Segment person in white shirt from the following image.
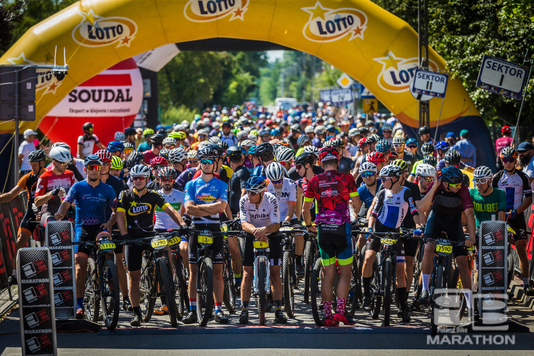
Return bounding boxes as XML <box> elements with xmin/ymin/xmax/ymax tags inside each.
<box><xmin>77</xmin><ymin>122</ymin><xmax>105</xmax><ymax>159</ymax></box>
<box><xmin>19</xmin><ymin>129</ymin><xmax>37</xmax><ymax>175</ymax></box>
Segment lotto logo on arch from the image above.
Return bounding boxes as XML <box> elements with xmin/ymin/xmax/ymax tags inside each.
<box><xmin>73</xmin><ymin>10</ymin><xmax>137</xmax><ymax>48</ymax></box>
<box><xmin>7</xmin><ymin>53</ymin><xmax>61</xmax><ymax>95</ymax></box>
<box><xmin>374</xmin><ymin>52</ymin><xmax>438</xmax><ymax>93</ymax></box>
<box><xmin>184</xmin><ymin>0</ymin><xmax>249</xmax><ymax>22</ymax></box>
<box><xmin>302</xmin><ymin>2</ymin><xmax>367</xmax><ymax>42</ymax></box>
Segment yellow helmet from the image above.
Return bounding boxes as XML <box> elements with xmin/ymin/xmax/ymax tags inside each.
<box><xmin>110</xmin><ymin>156</ymin><xmax>123</xmax><ymax>170</ymax></box>
<box><xmin>142</xmin><ymin>128</ymin><xmax>154</xmax><ymax>136</ymax></box>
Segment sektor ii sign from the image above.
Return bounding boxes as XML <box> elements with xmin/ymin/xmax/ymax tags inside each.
<box><xmin>302</xmin><ymin>2</ymin><xmax>367</xmax><ymax>42</ymax></box>
<box><xmin>184</xmin><ymin>0</ymin><xmax>249</xmax><ymax>22</ymax></box>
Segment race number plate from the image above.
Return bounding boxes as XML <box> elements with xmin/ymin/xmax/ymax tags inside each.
<box><xmin>168</xmin><ymin>236</ymin><xmax>181</xmax><ymax>246</ymax></box>
<box><xmin>253</xmin><ymin>240</ymin><xmax>269</xmax><ymax>249</ymax></box>
<box><xmin>99</xmin><ymin>241</ymin><xmax>116</xmax><ymax>251</ymax></box>
<box><xmin>279</xmin><ymin>227</ymin><xmax>293</xmax><ymax>232</ymax></box>
<box><xmin>436</xmin><ymin>244</ymin><xmax>453</xmax><ymax>254</ymax></box>
<box><xmin>198</xmin><ymin>235</ymin><xmax>213</xmax><ymax>245</ymax></box>
<box><xmin>151</xmin><ymin>238</ymin><xmax>168</xmax><ymax>249</ymax></box>
<box><xmin>221</xmin><ymin>223</ymin><xmax>228</xmax><ymax>233</ymax></box>
<box><xmin>380</xmin><ymin>238</ymin><xmax>396</xmax><ymax>245</ymax></box>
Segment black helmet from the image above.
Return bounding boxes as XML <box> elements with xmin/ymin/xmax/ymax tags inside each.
<box><xmin>124</xmin><ymin>127</ymin><xmax>136</xmax><ymax>136</ymax></box>
<box><xmin>444</xmin><ymin>149</ymin><xmax>461</xmax><ymax>165</ymax></box>
<box><xmin>440</xmin><ymin>166</ymin><xmax>463</xmax><ymax>184</ymax></box>
<box><xmin>423</xmin><ymin>155</ymin><xmax>437</xmax><ymax>167</ymax></box>
<box><xmin>218</xmin><ymin>141</ymin><xmax>229</xmax><ymax>151</ymax></box>
<box><xmin>198</xmin><ymin>146</ymin><xmax>219</xmax><ymax>159</ymax></box>
<box><xmin>256</xmin><ymin>142</ymin><xmax>274</xmax><ymax>157</ymax></box>
<box><xmin>227</xmin><ymin>146</ymin><xmax>244</xmax><ymax>158</ymax></box>
<box><xmin>418</xmin><ymin>126</ymin><xmax>430</xmax><ymax>135</ymax></box>
<box><xmin>82</xmin><ymin>122</ymin><xmax>94</xmax><ymax>131</ymax></box>
<box><xmin>28</xmin><ymin>149</ymin><xmax>46</xmax><ymax>162</ymax></box>
<box><xmin>295</xmin><ymin>153</ymin><xmax>315</xmax><ymax>166</ymax></box>
<box><xmin>124</xmin><ymin>151</ymin><xmax>144</xmax><ymax>169</ymax></box>
<box><xmin>421</xmin><ymin>142</ymin><xmax>435</xmax><ymax>155</ymax></box>
<box><xmin>151</xmin><ymin>134</ymin><xmax>165</xmax><ymax>146</ymax></box>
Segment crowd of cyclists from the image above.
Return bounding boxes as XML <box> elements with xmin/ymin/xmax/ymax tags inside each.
<box><xmin>2</xmin><ymin>102</ymin><xmax>533</xmax><ymax>328</ymax></box>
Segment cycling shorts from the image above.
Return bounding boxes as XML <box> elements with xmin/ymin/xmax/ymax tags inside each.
<box><xmin>124</xmin><ymin>233</ymin><xmax>155</xmax><ymax>272</ymax></box>
<box><xmin>317</xmin><ymin>222</ymin><xmax>353</xmax><ymax>266</ymax></box>
<box><xmin>508</xmin><ymin>212</ymin><xmax>527</xmax><ymax>241</ymax></box>
<box><xmin>424</xmin><ymin>211</ymin><xmax>467</xmax><ymax>257</ymax></box>
<box><xmin>367</xmin><ymin>221</ymin><xmax>404</xmax><ymax>256</ymax></box>
<box><xmin>19</xmin><ymin>208</ymin><xmax>37</xmax><ymax>236</ymax></box>
<box><xmin>188</xmin><ymin>223</ymin><xmax>224</xmax><ymax>265</ymax></box>
<box><xmin>74</xmin><ymin>225</ymin><xmax>110</xmax><ymax>256</ymax></box>
<box><xmin>242</xmin><ymin>233</ymin><xmax>282</xmax><ymax>267</ymax></box>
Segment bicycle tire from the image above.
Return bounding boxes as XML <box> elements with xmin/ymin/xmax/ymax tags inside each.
<box><xmin>158</xmin><ymin>258</ymin><xmax>178</xmax><ymax>327</ymax></box>
<box><xmin>346</xmin><ymin>257</ymin><xmax>360</xmax><ymax>317</ymax></box>
<box><xmin>303</xmin><ymin>240</ymin><xmax>313</xmax><ymax>304</ymax></box>
<box><xmin>99</xmin><ymin>259</ymin><xmax>120</xmax><ymax>331</ymax></box>
<box><xmin>258</xmin><ymin>258</ymin><xmax>266</xmax><ymax>326</ymax></box>
<box><xmin>282</xmin><ymin>251</ymin><xmax>295</xmax><ymax>318</ymax></box>
<box><xmin>142</xmin><ymin>257</ymin><xmax>157</xmax><ymax>323</ymax></box>
<box><xmin>84</xmin><ymin>259</ymin><xmax>100</xmax><ymax>323</ymax></box>
<box><xmin>383</xmin><ymin>257</ymin><xmax>393</xmax><ymax>326</ymax></box>
<box><xmin>223</xmin><ymin>253</ymin><xmax>237</xmax><ymax>313</ymax></box>
<box><xmin>371</xmin><ymin>254</ymin><xmax>382</xmax><ymax>320</ymax></box>
<box><xmin>197</xmin><ymin>257</ymin><xmax>214</xmax><ymax>327</ymax></box>
<box><xmin>431</xmin><ymin>264</ymin><xmax>444</xmax><ymax>336</ymax></box>
<box><xmin>311</xmin><ymin>258</ymin><xmax>325</xmax><ymax>326</ymax></box>
<box><xmin>172</xmin><ymin>256</ymin><xmax>186</xmax><ymax>319</ymax></box>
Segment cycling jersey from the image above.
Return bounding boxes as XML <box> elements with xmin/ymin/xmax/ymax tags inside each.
<box><xmin>495</xmin><ymin>136</ymin><xmax>513</xmax><ymax>156</ymax></box>
<box><xmin>252</xmin><ymin>164</ymin><xmax>265</xmax><ymax>178</ymax></box>
<box><xmin>65</xmin><ymin>180</ymin><xmax>116</xmax><ymax>226</ymax></box>
<box><xmin>338</xmin><ymin>156</ymin><xmax>355</xmax><ymax>173</ymax></box>
<box><xmin>267</xmin><ymin>178</ymin><xmax>297</xmax><ymax>222</ymax></box>
<box><xmin>469</xmin><ymin>188</ymin><xmax>507</xmax><ymax>228</ymax></box>
<box><xmin>176</xmin><ymin>167</ymin><xmax>197</xmax><ymax>192</ymax></box>
<box><xmin>357</xmin><ymin>179</ymin><xmax>382</xmax><ymax>218</ymax></box>
<box><xmin>492</xmin><ymin>169</ymin><xmax>532</xmax><ymax>210</ymax></box>
<box><xmin>154</xmin><ymin>188</ymin><xmax>184</xmax><ymax>230</ymax></box>
<box><xmin>184</xmin><ymin>176</ymin><xmax>228</xmax><ymax>224</ymax></box>
<box><xmin>239</xmin><ymin>192</ymin><xmax>279</xmax><ymax>233</ymax></box>
<box><xmin>17</xmin><ymin>171</ymin><xmax>40</xmax><ymax>208</ymax></box>
<box><xmin>426</xmin><ymin>182</ymin><xmax>473</xmax><ymax>217</ymax></box>
<box><xmin>117</xmin><ymin>188</ymin><xmax>170</xmax><ymax>237</ymax></box>
<box><xmin>304</xmin><ymin>170</ymin><xmax>358</xmax><ymax>225</ymax></box>
<box><xmin>228</xmin><ymin>165</ymin><xmax>250</xmax><ymax>214</ymax></box>
<box><xmin>219</xmin><ymin>133</ymin><xmax>238</xmax><ymax>147</ymax></box>
<box><xmin>77</xmin><ymin>134</ymin><xmax>100</xmax><ymax>158</ymax></box>
<box><xmin>143</xmin><ymin>150</ymin><xmax>157</xmax><ymax>165</ymax></box>
<box><xmin>371</xmin><ymin>187</ymin><xmax>418</xmax><ymax>229</ymax></box>
<box><xmin>400</xmin><ymin>181</ymin><xmax>421</xmax><ymax>228</ymax></box>
<box><xmin>35</xmin><ymin>169</ymin><xmax>75</xmax><ymax>214</ymax></box>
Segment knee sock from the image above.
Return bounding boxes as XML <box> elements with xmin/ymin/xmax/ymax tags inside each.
<box><xmin>363</xmin><ymin>277</ymin><xmax>372</xmax><ymax>297</ymax></box>
<box><xmin>523</xmin><ymin>278</ymin><xmax>530</xmax><ymax>286</ymax></box>
<box><xmin>336</xmin><ymin>297</ymin><xmax>346</xmax><ymax>315</ymax></box>
<box><xmin>275</xmin><ymin>300</ymin><xmax>282</xmax><ymax>310</ymax></box>
<box><xmin>215</xmin><ymin>302</ymin><xmax>222</xmax><ymax>313</ymax></box>
<box><xmin>133</xmin><ymin>306</ymin><xmax>141</xmax><ymax>316</ymax></box>
<box><xmin>189</xmin><ymin>298</ymin><xmax>196</xmax><ymax>311</ymax></box>
<box><xmin>422</xmin><ymin>273</ymin><xmax>431</xmax><ymax>292</ymax></box>
<box><xmin>77</xmin><ymin>297</ymin><xmax>84</xmax><ymax>310</ymax></box>
<box><xmin>242</xmin><ymin>300</ymin><xmax>249</xmax><ymax>310</ymax></box>
<box><xmin>323</xmin><ymin>300</ymin><xmax>333</xmax><ymax>319</ymax></box>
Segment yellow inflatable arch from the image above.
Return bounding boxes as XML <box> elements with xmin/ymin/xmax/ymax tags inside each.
<box><xmin>0</xmin><ymin>0</ymin><xmax>481</xmax><ymax>135</ymax></box>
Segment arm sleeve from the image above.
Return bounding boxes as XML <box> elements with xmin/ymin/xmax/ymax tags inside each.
<box><xmin>77</xmin><ymin>135</ymin><xmax>83</xmax><ymax>144</ymax></box>
<box><xmin>288</xmin><ymin>181</ymin><xmax>297</xmax><ymax>204</ymax></box>
<box><xmin>67</xmin><ymin>162</ymin><xmax>84</xmax><ymax>182</ymax></box>
<box><xmin>35</xmin><ymin>176</ymin><xmax>47</xmax><ymax>197</ymax></box>
<box><xmin>371</xmin><ymin>190</ymin><xmax>385</xmax><ymax>217</ymax></box>
<box><xmin>64</xmin><ymin>183</ymin><xmax>76</xmax><ymax>204</ymax></box>
<box><xmin>239</xmin><ymin>196</ymin><xmax>249</xmax><ymax>223</ymax></box>
<box><xmin>459</xmin><ymin>185</ymin><xmax>474</xmax><ymax>210</ymax></box>
<box><xmin>270</xmin><ymin>195</ymin><xmax>280</xmax><ymax>225</ymax></box>
<box><xmin>17</xmin><ymin>174</ymin><xmax>28</xmax><ymax>188</ymax></box>
<box><xmin>405</xmin><ymin>189</ymin><xmax>419</xmax><ymax>216</ymax></box>
<box><xmin>492</xmin><ymin>173</ymin><xmax>499</xmax><ymax>188</ymax></box>
<box><xmin>347</xmin><ymin>174</ymin><xmax>358</xmax><ymax>198</ymax></box>
<box><xmin>520</xmin><ymin>172</ymin><xmax>532</xmax><ymax>197</ymax></box>
<box><xmin>304</xmin><ymin>177</ymin><xmax>315</xmax><ymax>202</ymax></box>
<box><xmin>498</xmin><ymin>189</ymin><xmax>507</xmax><ymax>212</ymax></box>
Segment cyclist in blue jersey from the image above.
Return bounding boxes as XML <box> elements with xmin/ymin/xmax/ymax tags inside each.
<box><xmin>183</xmin><ymin>147</ymin><xmax>230</xmax><ymax>325</ymax></box>
<box><xmin>54</xmin><ymin>154</ymin><xmax>116</xmax><ymax>319</ymax></box>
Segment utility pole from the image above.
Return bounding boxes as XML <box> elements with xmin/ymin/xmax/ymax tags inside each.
<box><xmin>418</xmin><ymin>0</ymin><xmax>430</xmax><ymax>130</ymax></box>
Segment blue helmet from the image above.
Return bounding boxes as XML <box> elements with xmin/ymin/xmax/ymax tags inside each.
<box><xmin>248</xmin><ymin>146</ymin><xmax>257</xmax><ymax>155</ymax></box>
<box><xmin>107</xmin><ymin>140</ymin><xmax>124</xmax><ymax>152</ymax></box>
<box><xmin>435</xmin><ymin>140</ymin><xmax>450</xmax><ymax>151</ymax></box>
<box><xmin>406</xmin><ymin>138</ymin><xmax>418</xmax><ymax>146</ymax></box>
<box><xmin>270</xmin><ymin>128</ymin><xmax>281</xmax><ymax>136</ymax></box>
<box><xmin>244</xmin><ymin>176</ymin><xmax>267</xmax><ymax>193</ymax></box>
<box><xmin>439</xmin><ymin>166</ymin><xmax>463</xmax><ymax>184</ymax></box>
<box><xmin>84</xmin><ymin>154</ymin><xmax>102</xmax><ymax>167</ymax></box>
<box><xmin>375</xmin><ymin>139</ymin><xmax>392</xmax><ymax>153</ymax></box>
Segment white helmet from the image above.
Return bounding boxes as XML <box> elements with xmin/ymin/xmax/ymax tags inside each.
<box><xmin>265</xmin><ymin>162</ymin><xmax>286</xmax><ymax>182</ymax></box>
<box><xmin>415</xmin><ymin>163</ymin><xmax>436</xmax><ymax>178</ymax></box>
<box><xmin>49</xmin><ymin>147</ymin><xmax>72</xmax><ymax>163</ymax></box>
<box><xmin>302</xmin><ymin>145</ymin><xmax>319</xmax><ymax>159</ymax></box>
<box><xmin>241</xmin><ymin>140</ymin><xmax>256</xmax><ymax>148</ymax></box>
<box><xmin>187</xmin><ymin>150</ymin><xmax>198</xmax><ymax>160</ymax></box>
<box><xmin>305</xmin><ymin>126</ymin><xmax>314</xmax><ymax>134</ymax></box>
<box><xmin>314</xmin><ymin>126</ymin><xmax>326</xmax><ymax>135</ymax></box>
<box><xmin>275</xmin><ymin>147</ymin><xmax>295</xmax><ymax>163</ymax></box>
<box><xmin>360</xmin><ymin>162</ymin><xmax>377</xmax><ymax>173</ymax></box>
<box><xmin>51</xmin><ymin>142</ymin><xmax>71</xmax><ymax>152</ymax></box>
<box><xmin>130</xmin><ymin>164</ymin><xmax>150</xmax><ymax>178</ymax></box>
<box><xmin>169</xmin><ymin>147</ymin><xmax>187</xmax><ymax>163</ymax></box>
<box><xmin>114</xmin><ymin>131</ymin><xmax>125</xmax><ymax>141</ymax></box>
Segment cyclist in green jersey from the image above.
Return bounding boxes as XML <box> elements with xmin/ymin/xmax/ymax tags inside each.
<box><xmin>469</xmin><ymin>166</ymin><xmax>506</xmax><ymax>228</ymax></box>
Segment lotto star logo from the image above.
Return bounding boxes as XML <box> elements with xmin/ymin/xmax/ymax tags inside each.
<box><xmin>184</xmin><ymin>0</ymin><xmax>249</xmax><ymax>22</ymax></box>
<box><xmin>374</xmin><ymin>52</ymin><xmax>438</xmax><ymax>93</ymax></box>
<box><xmin>73</xmin><ymin>9</ymin><xmax>137</xmax><ymax>48</ymax></box>
<box><xmin>302</xmin><ymin>2</ymin><xmax>367</xmax><ymax>43</ymax></box>
<box><xmin>128</xmin><ymin>201</ymin><xmax>151</xmax><ymax>216</ymax></box>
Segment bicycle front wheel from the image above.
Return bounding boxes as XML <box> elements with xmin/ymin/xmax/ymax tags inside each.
<box><xmin>303</xmin><ymin>240</ymin><xmax>314</xmax><ymax>304</ymax></box>
<box><xmin>172</xmin><ymin>255</ymin><xmax>187</xmax><ymax>318</ymax></box>
<box><xmin>99</xmin><ymin>259</ymin><xmax>120</xmax><ymax>331</ymax></box>
<box><xmin>141</xmin><ymin>257</ymin><xmax>157</xmax><ymax>323</ymax></box>
<box><xmin>311</xmin><ymin>258</ymin><xmax>325</xmax><ymax>326</ymax></box>
<box><xmin>383</xmin><ymin>257</ymin><xmax>393</xmax><ymax>327</ymax></box>
<box><xmin>282</xmin><ymin>251</ymin><xmax>295</xmax><ymax>318</ymax></box>
<box><xmin>158</xmin><ymin>258</ymin><xmax>178</xmax><ymax>327</ymax></box>
<box><xmin>84</xmin><ymin>258</ymin><xmax>100</xmax><ymax>323</ymax></box>
<box><xmin>197</xmin><ymin>257</ymin><xmax>214</xmax><ymax>327</ymax></box>
<box><xmin>223</xmin><ymin>255</ymin><xmax>237</xmax><ymax>314</ymax></box>
<box><xmin>258</xmin><ymin>258</ymin><xmax>266</xmax><ymax>326</ymax></box>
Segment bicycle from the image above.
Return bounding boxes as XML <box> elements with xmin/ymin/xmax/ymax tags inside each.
<box><xmin>168</xmin><ymin>232</ymin><xmax>189</xmax><ymax>318</ymax></box>
<box><xmin>221</xmin><ymin>220</ymin><xmax>239</xmax><ymax>314</ymax></box>
<box><xmin>120</xmin><ymin>232</ymin><xmax>180</xmax><ymax>327</ymax></box>
<box><xmin>252</xmin><ymin>237</ymin><xmax>271</xmax><ymax>325</ymax></box>
<box><xmin>302</xmin><ymin>229</ymin><xmax>318</xmax><ymax>304</ymax></box>
<box><xmin>73</xmin><ymin>238</ymin><xmax>120</xmax><ymax>331</ymax></box>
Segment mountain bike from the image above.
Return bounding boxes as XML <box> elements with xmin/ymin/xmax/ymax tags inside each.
<box><xmin>221</xmin><ymin>218</ymin><xmax>241</xmax><ymax>314</ymax></box>
<box><xmin>302</xmin><ymin>230</ymin><xmax>318</xmax><ymax>304</ymax></box>
<box><xmin>252</xmin><ymin>237</ymin><xmax>271</xmax><ymax>325</ymax></box>
<box><xmin>280</xmin><ymin>226</ymin><xmax>308</xmax><ymax>318</ymax></box>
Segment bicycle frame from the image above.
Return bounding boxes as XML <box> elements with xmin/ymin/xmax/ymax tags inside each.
<box><xmin>253</xmin><ymin>246</ymin><xmax>271</xmax><ymax>295</ymax></box>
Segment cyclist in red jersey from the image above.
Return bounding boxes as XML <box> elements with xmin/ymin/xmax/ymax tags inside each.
<box><xmin>495</xmin><ymin>126</ymin><xmax>514</xmax><ymax>170</ymax></box>
<box><xmin>303</xmin><ymin>146</ymin><xmax>361</xmax><ymax>326</ymax></box>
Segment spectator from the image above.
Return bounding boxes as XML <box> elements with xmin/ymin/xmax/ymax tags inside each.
<box><xmin>495</xmin><ymin>126</ymin><xmax>514</xmax><ymax>171</ymax></box>
<box><xmin>445</xmin><ymin>132</ymin><xmax>456</xmax><ymax>146</ymax></box>
<box><xmin>450</xmin><ymin>129</ymin><xmax>476</xmax><ymax>167</ymax></box>
<box><xmin>518</xmin><ymin>141</ymin><xmax>534</xmax><ymax>188</ymax></box>
<box><xmin>19</xmin><ymin>129</ymin><xmax>37</xmax><ymax>175</ymax></box>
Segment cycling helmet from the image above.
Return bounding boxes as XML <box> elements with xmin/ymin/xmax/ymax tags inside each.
<box><xmin>360</xmin><ymin>161</ymin><xmax>377</xmax><ymax>173</ymax></box>
<box><xmin>348</xmin><ymin>128</ymin><xmax>359</xmax><ymax>137</ymax></box>
<box><xmin>123</xmin><ymin>142</ymin><xmax>134</xmax><ymax>151</ymax></box>
<box><xmin>297</xmin><ymin>136</ymin><xmax>310</xmax><ymax>146</ymax></box>
<box><xmin>124</xmin><ymin>127</ymin><xmax>136</xmax><ymax>136</ymax></box>
<box><xmin>367</xmin><ymin>151</ymin><xmax>386</xmax><ymax>164</ymax></box>
<box><xmin>379</xmin><ymin>165</ymin><xmax>403</xmax><ymax>178</ymax></box>
<box><xmin>209</xmin><ymin>136</ymin><xmax>221</xmax><ymax>144</ymax></box>
<box><xmin>499</xmin><ymin>146</ymin><xmax>518</xmax><ymax>159</ymax></box>
<box><xmin>391</xmin><ymin>159</ymin><xmax>408</xmax><ymax>171</ymax></box>
<box><xmin>366</xmin><ymin>134</ymin><xmax>380</xmax><ymax>143</ymax></box>
<box><xmin>187</xmin><ymin>150</ymin><xmax>198</xmax><ymax>160</ymax></box>
<box><xmin>114</xmin><ymin>131</ymin><xmax>125</xmax><ymax>141</ymax></box>
<box><xmin>314</xmin><ymin>126</ymin><xmax>326</xmax><ymax>135</ymax></box>
<box><xmin>444</xmin><ymin>149</ymin><xmax>461</xmax><ymax>165</ymax></box>
<box><xmin>198</xmin><ymin>146</ymin><xmax>219</xmax><ymax>159</ymax></box>
<box><xmin>375</xmin><ymin>139</ymin><xmax>392</xmax><ymax>152</ymax></box>
<box><xmin>150</xmin><ymin>134</ymin><xmax>165</xmax><ymax>146</ymax></box>
<box><xmin>421</xmin><ymin>142</ymin><xmax>435</xmax><ymax>155</ymax></box>
<box><xmin>107</xmin><ymin>140</ymin><xmax>124</xmax><ymax>152</ymax></box>
<box><xmin>439</xmin><ymin>166</ymin><xmax>463</xmax><ymax>184</ymax></box>
<box><xmin>169</xmin><ymin>147</ymin><xmax>187</xmax><ymax>163</ymax></box>
<box><xmin>302</xmin><ymin>145</ymin><xmax>319</xmax><ymax>159</ymax></box>
<box><xmin>175</xmin><ymin>131</ymin><xmax>186</xmax><ymax>140</ymax></box>
<box><xmin>270</xmin><ymin>128</ymin><xmax>281</xmax><ymax>136</ymax></box>
<box><xmin>124</xmin><ymin>151</ymin><xmax>144</xmax><ymax>169</ymax></box>
<box><xmin>197</xmin><ymin>141</ymin><xmax>211</xmax><ymax>151</ymax></box>
<box><xmin>217</xmin><ymin>141</ymin><xmax>229</xmax><ymax>151</ymax></box>
<box><xmin>392</xmin><ymin>136</ymin><xmax>405</xmax><ymax>145</ymax></box>
<box><xmin>49</xmin><ymin>147</ymin><xmax>72</xmax><ymax>163</ymax></box>
<box><xmin>244</xmin><ymin>176</ymin><xmax>267</xmax><ymax>193</ymax></box>
<box><xmin>163</xmin><ymin>137</ymin><xmax>177</xmax><ymax>147</ymax></box>
<box><xmin>501</xmin><ymin>126</ymin><xmax>512</xmax><ymax>134</ymax></box>
<box><xmin>150</xmin><ymin>156</ymin><xmax>168</xmax><ymax>167</ymax></box>
<box><xmin>95</xmin><ymin>149</ymin><xmax>112</xmax><ymax>162</ymax></box>
<box><xmin>265</xmin><ymin>162</ymin><xmax>286</xmax><ymax>182</ymax></box>
<box><xmin>158</xmin><ymin>166</ymin><xmax>178</xmax><ymax>180</ymax></box>
<box><xmin>473</xmin><ymin>165</ymin><xmax>493</xmax><ymax>179</ymax></box>
<box><xmin>305</xmin><ymin>126</ymin><xmax>315</xmax><ymax>134</ymax></box>
<box><xmin>159</xmin><ymin>148</ymin><xmax>170</xmax><ymax>160</ymax></box>
<box><xmin>295</xmin><ymin>153</ymin><xmax>316</xmax><ymax>166</ymax></box>
<box><xmin>423</xmin><ymin>155</ymin><xmax>437</xmax><ymax>167</ymax></box>
<box><xmin>82</xmin><ymin>122</ymin><xmax>94</xmax><ymax>131</ymax></box>
<box><xmin>83</xmin><ymin>154</ymin><xmax>102</xmax><ymax>167</ymax></box>
<box><xmin>418</xmin><ymin>126</ymin><xmax>430</xmax><ymax>135</ymax></box>
<box><xmin>276</xmin><ymin>147</ymin><xmax>295</xmax><ymax>162</ymax></box>
<box><xmin>323</xmin><ymin>139</ymin><xmax>334</xmax><ymax>148</ymax></box>
<box><xmin>318</xmin><ymin>146</ymin><xmax>339</xmax><ymax>162</ymax></box>
<box><xmin>28</xmin><ymin>149</ymin><xmax>46</xmax><ymax>162</ymax></box>
<box><xmin>110</xmin><ymin>156</ymin><xmax>123</xmax><ymax>170</ymax></box>
<box><xmin>415</xmin><ymin>163</ymin><xmax>436</xmax><ymax>178</ymax></box>
<box><xmin>435</xmin><ymin>140</ymin><xmax>450</xmax><ymax>151</ymax></box>
<box><xmin>256</xmin><ymin>142</ymin><xmax>274</xmax><ymax>157</ymax></box>
<box><xmin>248</xmin><ymin>146</ymin><xmax>257</xmax><ymax>155</ymax></box>
<box><xmin>358</xmin><ymin>137</ymin><xmax>368</xmax><ymax>147</ymax></box>
<box><xmin>290</xmin><ymin>124</ymin><xmax>301</xmax><ymax>132</ymax></box>
<box><xmin>142</xmin><ymin>128</ymin><xmax>154</xmax><ymax>136</ymax></box>
<box><xmin>241</xmin><ymin>139</ymin><xmax>255</xmax><ymax>148</ymax></box>
<box><xmin>130</xmin><ymin>164</ymin><xmax>150</xmax><ymax>178</ymax></box>
<box><xmin>406</xmin><ymin>138</ymin><xmax>418</xmax><ymax>147</ymax></box>
<box><xmin>382</xmin><ymin>123</ymin><xmax>393</xmax><ymax>132</ymax></box>
<box><xmin>331</xmin><ymin>138</ymin><xmax>343</xmax><ymax>148</ymax></box>
<box><xmin>51</xmin><ymin>142</ymin><xmax>71</xmax><ymax>151</ymax></box>
<box><xmin>227</xmin><ymin>146</ymin><xmax>244</xmax><ymax>158</ymax></box>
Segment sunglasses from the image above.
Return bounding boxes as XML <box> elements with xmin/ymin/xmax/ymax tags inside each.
<box><xmin>189</xmin><ymin>159</ymin><xmax>199</xmax><ymax>164</ymax></box>
<box><xmin>501</xmin><ymin>157</ymin><xmax>515</xmax><ymax>163</ymax></box>
<box><xmin>124</xmin><ymin>149</ymin><xmax>133</xmax><ymax>155</ymax></box>
<box><xmin>361</xmin><ymin>172</ymin><xmax>375</xmax><ymax>178</ymax></box>
<box><xmin>407</xmin><ymin>145</ymin><xmax>417</xmax><ymax>149</ymax></box>
<box><xmin>448</xmin><ymin>182</ymin><xmax>462</xmax><ymax>188</ymax></box>
<box><xmin>381</xmin><ymin>177</ymin><xmax>392</xmax><ymax>182</ymax></box>
<box><xmin>474</xmin><ymin>178</ymin><xmax>492</xmax><ymax>185</ymax></box>
<box><xmin>87</xmin><ymin>165</ymin><xmax>101</xmax><ymax>171</ymax></box>
<box><xmin>200</xmin><ymin>158</ymin><xmax>215</xmax><ymax>165</ymax></box>
<box><xmin>423</xmin><ymin>177</ymin><xmax>434</xmax><ymax>182</ymax></box>
<box><xmin>296</xmin><ymin>164</ymin><xmax>303</xmax><ymax>170</ymax></box>
<box><xmin>272</xmin><ymin>179</ymin><xmax>284</xmax><ymax>185</ymax></box>
<box><xmin>132</xmin><ymin>176</ymin><xmax>146</xmax><ymax>181</ymax></box>
<box><xmin>198</xmin><ymin>135</ymin><xmax>206</xmax><ymax>138</ymax></box>
<box><xmin>55</xmin><ymin>160</ymin><xmax>69</xmax><ymax>167</ymax></box>
<box><xmin>247</xmin><ymin>191</ymin><xmax>259</xmax><ymax>196</ymax></box>
<box><xmin>393</xmin><ymin>143</ymin><xmax>404</xmax><ymax>147</ymax></box>
<box><xmin>102</xmin><ymin>161</ymin><xmax>111</xmax><ymax>166</ymax></box>
<box><xmin>160</xmin><ymin>178</ymin><xmax>174</xmax><ymax>183</ymax></box>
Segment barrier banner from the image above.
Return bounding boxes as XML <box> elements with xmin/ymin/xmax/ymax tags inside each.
<box><xmin>17</xmin><ymin>248</ymin><xmax>57</xmax><ymax>356</ymax></box>
<box><xmin>0</xmin><ymin>203</ymin><xmax>17</xmax><ymax>276</ymax></box>
<box><xmin>45</xmin><ymin>221</ymin><xmax>76</xmax><ymax>319</ymax></box>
